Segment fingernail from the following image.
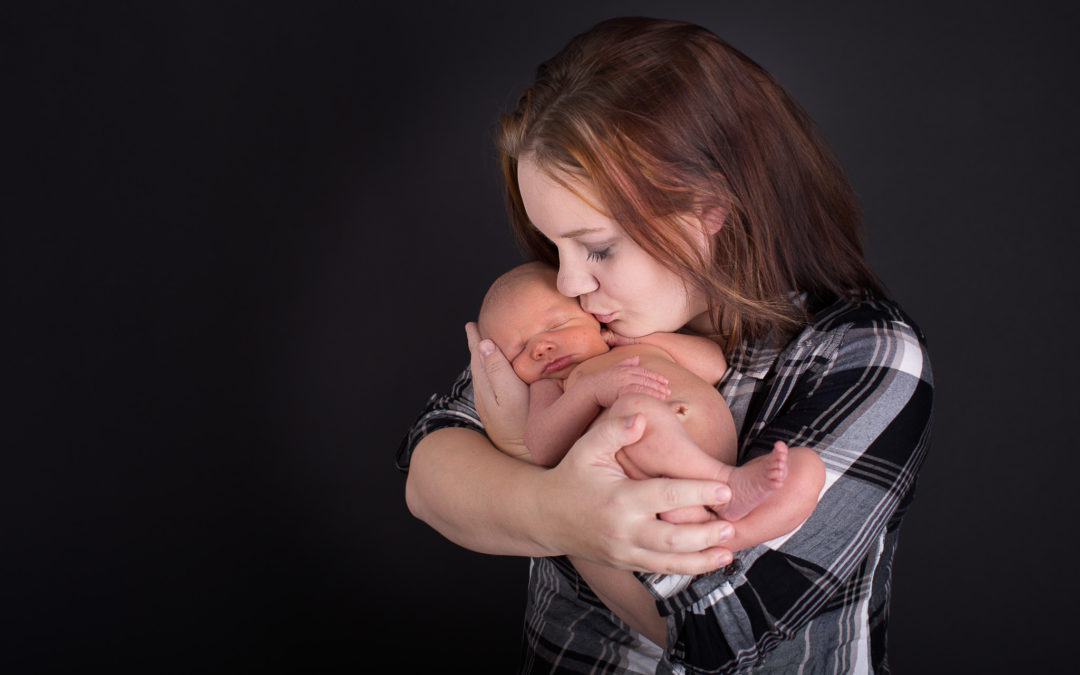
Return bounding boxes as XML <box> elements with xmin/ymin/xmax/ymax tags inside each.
<box><xmin>479</xmin><ymin>340</ymin><xmax>494</xmax><ymax>356</ymax></box>
<box><xmin>717</xmin><ymin>551</ymin><xmax>733</xmax><ymax>567</ymax></box>
<box><xmin>718</xmin><ymin>524</ymin><xmax>733</xmax><ymax>541</ymax></box>
<box><xmin>624</xmin><ymin>414</ymin><xmax>639</xmax><ymax>428</ymax></box>
<box><xmin>715</xmin><ymin>486</ymin><xmax>731</xmax><ymax>503</ymax></box>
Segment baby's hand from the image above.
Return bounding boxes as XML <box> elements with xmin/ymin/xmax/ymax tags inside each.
<box><xmin>603</xmin><ymin>330</ymin><xmax>639</xmax><ymax>348</ymax></box>
<box><xmin>579</xmin><ymin>356</ymin><xmax>671</xmax><ymax>408</ymax></box>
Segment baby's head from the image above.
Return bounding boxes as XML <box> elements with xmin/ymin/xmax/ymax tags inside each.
<box><xmin>478</xmin><ymin>262</ymin><xmax>610</xmax><ymax>384</ymax></box>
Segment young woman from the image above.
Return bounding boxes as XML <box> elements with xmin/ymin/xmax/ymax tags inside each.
<box><xmin>398</xmin><ymin>17</ymin><xmax>932</xmax><ymax>674</ymax></box>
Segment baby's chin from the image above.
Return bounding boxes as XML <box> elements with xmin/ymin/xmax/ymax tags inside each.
<box><xmin>518</xmin><ymin>357</ymin><xmax>584</xmax><ymax>384</ymax></box>
<box><xmin>526</xmin><ymin>367</ymin><xmax>576</xmax><ymax>385</ymax></box>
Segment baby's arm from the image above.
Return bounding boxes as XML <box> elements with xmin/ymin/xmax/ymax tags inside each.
<box><xmin>615</xmin><ymin>331</ymin><xmax>728</xmax><ymax>385</ymax></box>
<box><xmin>522</xmin><ymin>378</ymin><xmax>599</xmax><ymax>466</ymax></box>
<box><xmin>523</xmin><ymin>358</ymin><xmax>671</xmax><ymax>467</ymax></box>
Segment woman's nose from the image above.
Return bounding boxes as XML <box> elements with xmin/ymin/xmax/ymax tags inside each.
<box><xmin>557</xmin><ymin>261</ymin><xmax>598</xmax><ymax>298</ymax></box>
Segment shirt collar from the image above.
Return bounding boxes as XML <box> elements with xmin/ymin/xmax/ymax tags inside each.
<box><xmin>727</xmin><ymin>335</ymin><xmax>783</xmax><ymax>381</ymax></box>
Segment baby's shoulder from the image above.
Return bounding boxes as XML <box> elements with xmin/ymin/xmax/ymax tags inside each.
<box><xmin>611</xmin><ymin>342</ymin><xmax>675</xmax><ymax>363</ymax></box>
<box><xmin>571</xmin><ymin>344</ymin><xmax>673</xmax><ymax>378</ymax></box>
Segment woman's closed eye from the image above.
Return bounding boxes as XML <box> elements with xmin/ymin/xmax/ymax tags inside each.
<box><xmin>586</xmin><ymin>247</ymin><xmax>611</xmax><ymax>262</ymax></box>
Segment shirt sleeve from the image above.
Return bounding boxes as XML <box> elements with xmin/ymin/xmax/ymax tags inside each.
<box><xmin>639</xmin><ymin>306</ymin><xmax>934</xmax><ymax>672</ymax></box>
<box><xmin>395</xmin><ymin>367</ymin><xmax>482</xmax><ymax>472</ymax></box>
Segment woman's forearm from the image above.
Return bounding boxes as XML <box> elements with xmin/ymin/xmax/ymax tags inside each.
<box><xmin>405</xmin><ymin>426</ymin><xmax>554</xmax><ymax>557</ymax></box>
<box><xmin>406</xmin><ymin>412</ymin><xmax>736</xmax><ymax>574</ymax></box>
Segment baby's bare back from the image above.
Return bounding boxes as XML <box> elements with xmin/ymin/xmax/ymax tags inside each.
<box><xmin>569</xmin><ymin>344</ymin><xmax>738</xmax><ymax>465</ymax></box>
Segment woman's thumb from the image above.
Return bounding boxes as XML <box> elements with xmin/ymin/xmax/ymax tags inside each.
<box><xmin>588</xmin><ymin>413</ymin><xmax>646</xmax><ymax>455</ymax></box>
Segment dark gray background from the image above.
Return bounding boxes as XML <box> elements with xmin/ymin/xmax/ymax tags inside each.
<box><xmin>6</xmin><ymin>1</ymin><xmax>1078</xmax><ymax>672</ymax></box>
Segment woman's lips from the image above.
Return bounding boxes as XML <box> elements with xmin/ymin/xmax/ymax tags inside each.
<box><xmin>590</xmin><ymin>311</ymin><xmax>616</xmax><ymax>324</ymax></box>
<box><xmin>542</xmin><ymin>355</ymin><xmax>575</xmax><ymax>375</ymax></box>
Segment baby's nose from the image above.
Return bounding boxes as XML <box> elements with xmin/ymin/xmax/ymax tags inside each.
<box><xmin>532</xmin><ymin>340</ymin><xmax>555</xmax><ymax>359</ymax></box>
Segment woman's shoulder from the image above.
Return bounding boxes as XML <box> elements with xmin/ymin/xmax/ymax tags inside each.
<box><xmin>808</xmin><ymin>294</ymin><xmax>925</xmax><ymax>341</ymax></box>
<box><xmin>799</xmin><ymin>294</ymin><xmax>931</xmax><ymax>380</ymax></box>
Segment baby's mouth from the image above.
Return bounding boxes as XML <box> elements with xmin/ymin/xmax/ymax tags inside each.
<box><xmin>542</xmin><ymin>355</ymin><xmax>575</xmax><ymax>375</ymax></box>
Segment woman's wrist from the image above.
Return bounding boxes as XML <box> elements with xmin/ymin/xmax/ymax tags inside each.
<box><xmin>527</xmin><ymin>461</ymin><xmax>584</xmax><ymax>559</ymax></box>
<box><xmin>407</xmin><ymin>427</ymin><xmax>553</xmax><ymax>558</ymax></box>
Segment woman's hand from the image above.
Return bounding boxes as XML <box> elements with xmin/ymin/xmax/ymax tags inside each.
<box><xmin>531</xmin><ymin>411</ymin><xmax>736</xmax><ymax>574</ymax></box>
<box><xmin>465</xmin><ymin>322</ymin><xmax>734</xmax><ymax>574</ymax></box>
<box><xmin>465</xmin><ymin>322</ymin><xmax>529</xmax><ymax>456</ymax></box>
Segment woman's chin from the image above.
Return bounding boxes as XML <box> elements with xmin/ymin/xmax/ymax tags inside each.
<box><xmin>609</xmin><ymin>319</ymin><xmax>649</xmax><ymax>339</ymax></box>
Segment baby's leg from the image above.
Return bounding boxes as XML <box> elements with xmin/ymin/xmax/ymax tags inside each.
<box><xmin>607</xmin><ymin>394</ymin><xmax>790</xmax><ymax>523</ymax></box>
<box><xmin>608</xmin><ymin>394</ymin><xmax>729</xmax><ymax>480</ymax></box>
<box><xmin>712</xmin><ymin>443</ymin><xmax>788</xmax><ymax>522</ymax></box>
<box><xmin>720</xmin><ymin>443</ymin><xmax>826</xmax><ymax>550</ymax></box>
<box><xmin>601</xmin><ymin>394</ymin><xmax>720</xmax><ymax>522</ymax></box>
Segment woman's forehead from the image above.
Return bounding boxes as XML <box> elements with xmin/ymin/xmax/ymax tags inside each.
<box><xmin>519</xmin><ymin>160</ymin><xmax>612</xmax><ymax>235</ymax></box>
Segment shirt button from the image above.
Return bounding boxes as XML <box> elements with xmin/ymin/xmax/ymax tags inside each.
<box><xmin>723</xmin><ymin>559</ymin><xmax>742</xmax><ymax>575</ymax></box>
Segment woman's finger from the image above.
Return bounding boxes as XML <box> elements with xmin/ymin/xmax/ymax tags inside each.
<box><xmin>625</xmin><ymin>546</ymin><xmax>734</xmax><ymax>576</ymax></box>
<box><xmin>464</xmin><ymin>321</ymin><xmax>529</xmax><ymax>434</ymax></box>
<box><xmin>630</xmin><ymin>476</ymin><xmax>732</xmax><ymax>518</ymax></box>
<box><xmin>635</xmin><ymin>512</ymin><xmax>734</xmax><ymax>554</ymax></box>
<box><xmin>466</xmin><ymin>323</ymin><xmax>521</xmax><ymax>400</ymax></box>
<box><xmin>658</xmin><ymin>505</ymin><xmax>715</xmax><ymax>524</ymax></box>
<box><xmin>585</xmin><ymin>411</ymin><xmax>649</xmax><ymax>460</ymax></box>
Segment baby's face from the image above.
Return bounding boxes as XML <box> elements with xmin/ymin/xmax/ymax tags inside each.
<box><xmin>485</xmin><ymin>277</ymin><xmax>610</xmax><ymax>384</ymax></box>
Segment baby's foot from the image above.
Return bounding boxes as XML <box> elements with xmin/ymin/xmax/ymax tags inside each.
<box><xmin>717</xmin><ymin>442</ymin><xmax>789</xmax><ymax>522</ymax></box>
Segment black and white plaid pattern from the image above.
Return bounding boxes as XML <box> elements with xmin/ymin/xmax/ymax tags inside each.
<box><xmin>398</xmin><ymin>296</ymin><xmax>933</xmax><ymax>674</ymax></box>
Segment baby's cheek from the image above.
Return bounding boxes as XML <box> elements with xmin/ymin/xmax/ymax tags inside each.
<box><xmin>512</xmin><ymin>359</ymin><xmax>537</xmax><ymax>385</ymax></box>
<box><xmin>564</xmin><ymin>366</ymin><xmax>580</xmax><ymax>387</ymax></box>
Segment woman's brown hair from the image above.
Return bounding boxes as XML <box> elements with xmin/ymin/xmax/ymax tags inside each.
<box><xmin>497</xmin><ymin>17</ymin><xmax>885</xmax><ymax>351</ymax></box>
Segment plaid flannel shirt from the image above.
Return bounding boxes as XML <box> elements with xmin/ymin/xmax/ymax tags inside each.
<box><xmin>397</xmin><ymin>295</ymin><xmax>933</xmax><ymax>674</ymax></box>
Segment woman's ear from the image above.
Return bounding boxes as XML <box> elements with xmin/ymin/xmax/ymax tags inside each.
<box><xmin>703</xmin><ymin>206</ymin><xmax>728</xmax><ymax>235</ymax></box>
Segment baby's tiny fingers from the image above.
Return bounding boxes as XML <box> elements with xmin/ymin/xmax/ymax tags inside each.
<box><xmin>619</xmin><ymin>371</ymin><xmax>669</xmax><ymax>394</ymax></box>
<box><xmin>635</xmin><ymin>371</ymin><xmax>671</xmax><ymax>394</ymax></box>
<box><xmin>634</xmin><ymin>367</ymin><xmax>669</xmax><ymax>385</ymax></box>
<box><xmin>622</xmin><ymin>383</ymin><xmax>669</xmax><ymax>400</ymax></box>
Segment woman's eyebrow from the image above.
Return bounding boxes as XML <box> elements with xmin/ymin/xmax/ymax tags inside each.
<box><xmin>562</xmin><ymin>227</ymin><xmax>604</xmax><ymax>238</ymax></box>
